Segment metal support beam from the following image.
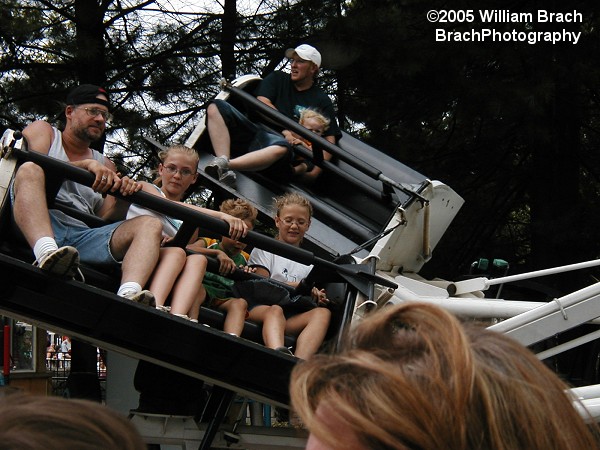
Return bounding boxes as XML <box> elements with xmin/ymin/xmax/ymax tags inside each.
<box><xmin>489</xmin><ymin>283</ymin><xmax>600</xmax><ymax>346</ymax></box>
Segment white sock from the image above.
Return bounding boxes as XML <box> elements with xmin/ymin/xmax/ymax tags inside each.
<box><xmin>117</xmin><ymin>282</ymin><xmax>142</xmax><ymax>297</ymax></box>
<box><xmin>33</xmin><ymin>237</ymin><xmax>58</xmax><ymax>261</ymax></box>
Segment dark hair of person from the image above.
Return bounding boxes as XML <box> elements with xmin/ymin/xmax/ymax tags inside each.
<box><xmin>0</xmin><ymin>394</ymin><xmax>147</xmax><ymax>450</ymax></box>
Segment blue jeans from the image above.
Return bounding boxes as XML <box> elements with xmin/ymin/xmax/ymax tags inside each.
<box><xmin>211</xmin><ymin>99</ymin><xmax>290</xmax><ymax>157</ymax></box>
<box><xmin>10</xmin><ymin>171</ymin><xmax>122</xmax><ymax>267</ymax></box>
<box><xmin>50</xmin><ymin>210</ymin><xmax>122</xmax><ymax>266</ymax></box>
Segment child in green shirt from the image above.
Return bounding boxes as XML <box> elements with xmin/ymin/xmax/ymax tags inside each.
<box><xmin>194</xmin><ymin>199</ymin><xmax>258</xmax><ymax>336</ymax></box>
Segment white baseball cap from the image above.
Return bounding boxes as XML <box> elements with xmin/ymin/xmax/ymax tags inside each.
<box><xmin>285</xmin><ymin>44</ymin><xmax>321</xmax><ymax>68</ymax></box>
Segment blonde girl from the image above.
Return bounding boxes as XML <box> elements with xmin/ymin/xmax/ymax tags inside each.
<box><xmin>247</xmin><ymin>192</ymin><xmax>330</xmax><ymax>358</ymax></box>
<box><xmin>127</xmin><ymin>145</ymin><xmax>247</xmax><ymax>320</ymax></box>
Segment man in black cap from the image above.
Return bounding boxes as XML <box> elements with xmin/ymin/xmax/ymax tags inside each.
<box><xmin>205</xmin><ymin>44</ymin><xmax>341</xmax><ymax>187</ymax></box>
<box><xmin>10</xmin><ymin>84</ymin><xmax>162</xmax><ymax>303</ymax></box>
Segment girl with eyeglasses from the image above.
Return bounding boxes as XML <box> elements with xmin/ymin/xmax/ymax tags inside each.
<box><xmin>246</xmin><ymin>192</ymin><xmax>331</xmax><ymax>359</ymax></box>
<box><xmin>127</xmin><ymin>144</ymin><xmax>248</xmax><ymax>321</ymax></box>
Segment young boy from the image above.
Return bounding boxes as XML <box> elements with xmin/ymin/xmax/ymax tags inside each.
<box><xmin>193</xmin><ymin>199</ymin><xmax>258</xmax><ymax>336</ymax></box>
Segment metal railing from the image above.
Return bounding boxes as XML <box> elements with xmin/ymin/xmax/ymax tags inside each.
<box><xmin>46</xmin><ymin>350</ymin><xmax>106</xmax><ymax>398</ymax></box>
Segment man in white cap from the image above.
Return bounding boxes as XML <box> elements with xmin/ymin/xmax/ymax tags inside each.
<box><xmin>205</xmin><ymin>44</ymin><xmax>341</xmax><ymax>186</ymax></box>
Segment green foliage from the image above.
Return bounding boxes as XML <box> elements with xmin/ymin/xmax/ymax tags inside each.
<box><xmin>0</xmin><ymin>0</ymin><xmax>337</xmax><ymax>179</ymax></box>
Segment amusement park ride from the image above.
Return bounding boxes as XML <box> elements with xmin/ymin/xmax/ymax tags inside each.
<box><xmin>1</xmin><ymin>76</ymin><xmax>599</xmax><ymax>448</ymax></box>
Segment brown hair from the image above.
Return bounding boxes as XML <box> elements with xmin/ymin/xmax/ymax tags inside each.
<box><xmin>219</xmin><ymin>198</ymin><xmax>258</xmax><ymax>224</ymax></box>
<box><xmin>0</xmin><ymin>394</ymin><xmax>146</xmax><ymax>450</ymax></box>
<box><xmin>274</xmin><ymin>192</ymin><xmax>313</xmax><ymax>218</ymax></box>
<box><xmin>291</xmin><ymin>303</ymin><xmax>600</xmax><ymax>450</ymax></box>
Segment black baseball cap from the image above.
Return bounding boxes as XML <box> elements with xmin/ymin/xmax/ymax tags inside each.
<box><xmin>66</xmin><ymin>84</ymin><xmax>110</xmax><ymax>108</ymax></box>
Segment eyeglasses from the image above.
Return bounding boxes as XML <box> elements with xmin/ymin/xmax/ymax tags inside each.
<box><xmin>281</xmin><ymin>217</ymin><xmax>309</xmax><ymax>227</ymax></box>
<box><xmin>75</xmin><ymin>106</ymin><xmax>113</xmax><ymax>122</ymax></box>
<box><xmin>162</xmin><ymin>164</ymin><xmax>195</xmax><ymax>177</ymax></box>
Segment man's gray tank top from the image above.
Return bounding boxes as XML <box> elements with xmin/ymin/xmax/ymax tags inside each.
<box><xmin>49</xmin><ymin>127</ymin><xmax>106</xmax><ymax>227</ymax></box>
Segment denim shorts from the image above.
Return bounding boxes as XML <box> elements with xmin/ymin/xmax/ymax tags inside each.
<box><xmin>50</xmin><ymin>210</ymin><xmax>122</xmax><ymax>266</ymax></box>
<box><xmin>211</xmin><ymin>99</ymin><xmax>290</xmax><ymax>156</ymax></box>
<box><xmin>10</xmin><ymin>174</ymin><xmax>122</xmax><ymax>267</ymax></box>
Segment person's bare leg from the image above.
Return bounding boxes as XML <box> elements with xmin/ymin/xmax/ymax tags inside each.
<box><xmin>169</xmin><ymin>254</ymin><xmax>207</xmax><ymax>316</ymax></box>
<box><xmin>248</xmin><ymin>305</ymin><xmax>286</xmax><ymax>349</ymax></box>
<box><xmin>187</xmin><ymin>285</ymin><xmax>205</xmax><ymax>321</ymax></box>
<box><xmin>12</xmin><ymin>163</ymin><xmax>54</xmax><ymax>246</ymax></box>
<box><xmin>228</xmin><ymin>145</ymin><xmax>288</xmax><ymax>171</ymax></box>
<box><xmin>148</xmin><ymin>247</ymin><xmax>187</xmax><ymax>307</ymax></box>
<box><xmin>220</xmin><ymin>298</ymin><xmax>248</xmax><ymax>336</ymax></box>
<box><xmin>206</xmin><ymin>103</ymin><xmax>232</xmax><ymax>159</ymax></box>
<box><xmin>285</xmin><ymin>308</ymin><xmax>331</xmax><ymax>359</ymax></box>
<box><xmin>109</xmin><ymin>216</ymin><xmax>162</xmax><ymax>287</ymax></box>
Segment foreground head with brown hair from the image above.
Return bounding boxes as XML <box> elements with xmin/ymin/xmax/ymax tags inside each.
<box><xmin>291</xmin><ymin>303</ymin><xmax>600</xmax><ymax>450</ymax></box>
<box><xmin>0</xmin><ymin>394</ymin><xmax>147</xmax><ymax>450</ymax></box>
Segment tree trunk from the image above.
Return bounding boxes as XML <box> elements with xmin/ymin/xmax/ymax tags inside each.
<box><xmin>221</xmin><ymin>0</ymin><xmax>237</xmax><ymax>80</ymax></box>
<box><xmin>74</xmin><ymin>0</ymin><xmax>107</xmax><ymax>84</ymax></box>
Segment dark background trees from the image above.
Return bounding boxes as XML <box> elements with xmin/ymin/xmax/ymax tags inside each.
<box><xmin>2</xmin><ymin>0</ymin><xmax>600</xmax><ymax>291</ymax></box>
<box><xmin>324</xmin><ymin>0</ymin><xmax>600</xmax><ymax>293</ymax></box>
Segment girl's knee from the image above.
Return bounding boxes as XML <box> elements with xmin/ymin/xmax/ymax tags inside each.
<box><xmin>187</xmin><ymin>253</ymin><xmax>207</xmax><ymax>270</ymax></box>
<box><xmin>163</xmin><ymin>246</ymin><xmax>186</xmax><ymax>258</ymax></box>
<box><xmin>164</xmin><ymin>246</ymin><xmax>185</xmax><ymax>255</ymax></box>
<box><xmin>266</xmin><ymin>305</ymin><xmax>285</xmax><ymax>319</ymax></box>
<box><xmin>161</xmin><ymin>247</ymin><xmax>186</xmax><ymax>267</ymax></box>
<box><xmin>313</xmin><ymin>307</ymin><xmax>332</xmax><ymax>323</ymax></box>
<box><xmin>271</xmin><ymin>304</ymin><xmax>285</xmax><ymax>314</ymax></box>
<box><xmin>231</xmin><ymin>297</ymin><xmax>248</xmax><ymax>309</ymax></box>
<box><xmin>313</xmin><ymin>306</ymin><xmax>331</xmax><ymax>317</ymax></box>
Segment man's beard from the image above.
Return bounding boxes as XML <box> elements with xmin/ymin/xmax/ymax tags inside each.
<box><xmin>73</xmin><ymin>124</ymin><xmax>102</xmax><ymax>143</ymax></box>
